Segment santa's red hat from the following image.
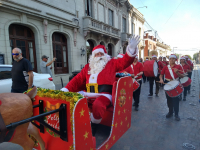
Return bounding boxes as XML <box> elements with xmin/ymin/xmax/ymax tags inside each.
<box><xmin>169</xmin><ymin>54</ymin><xmax>177</xmax><ymax>59</ymax></box>
<box><xmin>180</xmin><ymin>56</ymin><xmax>185</xmax><ymax>60</ymax></box>
<box><xmin>92</xmin><ymin>45</ymin><xmax>107</xmax><ymax>55</ymax></box>
<box><xmin>152</xmin><ymin>55</ymin><xmax>157</xmax><ymax>58</ymax></box>
<box><xmin>117</xmin><ymin>54</ymin><xmax>124</xmax><ymax>58</ymax></box>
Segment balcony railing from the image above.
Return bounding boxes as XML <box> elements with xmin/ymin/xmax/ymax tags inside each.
<box><xmin>83</xmin><ymin>16</ymin><xmax>120</xmax><ymax>38</ymax></box>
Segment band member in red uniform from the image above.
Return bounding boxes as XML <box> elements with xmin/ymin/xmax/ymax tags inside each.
<box><xmin>142</xmin><ymin>58</ymin><xmax>149</xmax><ymax>83</ymax></box>
<box><xmin>131</xmin><ymin>55</ymin><xmax>143</xmax><ymax>111</ymax></box>
<box><xmin>158</xmin><ymin>56</ymin><xmax>166</xmax><ymax>87</ymax></box>
<box><xmin>159</xmin><ymin>54</ymin><xmax>184</xmax><ymax>121</ymax></box>
<box><xmin>162</xmin><ymin>56</ymin><xmax>169</xmax><ymax>66</ymax></box>
<box><xmin>185</xmin><ymin>55</ymin><xmax>193</xmax><ymax>94</ymax></box>
<box><xmin>61</xmin><ymin>35</ymin><xmax>140</xmax><ymax>136</ymax></box>
<box><xmin>180</xmin><ymin>56</ymin><xmax>192</xmax><ymax>101</ymax></box>
<box><xmin>148</xmin><ymin>55</ymin><xmax>163</xmax><ymax>97</ymax></box>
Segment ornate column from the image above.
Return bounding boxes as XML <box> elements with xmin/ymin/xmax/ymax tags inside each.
<box><xmin>43</xmin><ymin>19</ymin><xmax>48</xmax><ymax>44</ymax></box>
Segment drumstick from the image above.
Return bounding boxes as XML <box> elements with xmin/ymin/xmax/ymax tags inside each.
<box><xmin>171</xmin><ymin>68</ymin><xmax>184</xmax><ymax>73</ymax></box>
<box><xmin>156</xmin><ymin>81</ymin><xmax>171</xmax><ymax>85</ymax></box>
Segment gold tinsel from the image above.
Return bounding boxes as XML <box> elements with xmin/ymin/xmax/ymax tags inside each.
<box><xmin>26</xmin><ymin>88</ymin><xmax>83</xmax><ymax>132</ymax></box>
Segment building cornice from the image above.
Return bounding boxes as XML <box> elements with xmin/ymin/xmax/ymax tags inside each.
<box><xmin>0</xmin><ymin>1</ymin><xmax>78</xmax><ymax>29</ymax></box>
<box><xmin>1</xmin><ymin>0</ymin><xmax>42</xmax><ymax>12</ymax></box>
<box><xmin>156</xmin><ymin>41</ymin><xmax>170</xmax><ymax>49</ymax></box>
<box><xmin>32</xmin><ymin>0</ymin><xmax>76</xmax><ymax>16</ymax></box>
<box><xmin>144</xmin><ymin>38</ymin><xmax>157</xmax><ymax>44</ymax></box>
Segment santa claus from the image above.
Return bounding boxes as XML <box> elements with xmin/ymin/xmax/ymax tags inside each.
<box><xmin>61</xmin><ymin>35</ymin><xmax>140</xmax><ymax>135</ymax></box>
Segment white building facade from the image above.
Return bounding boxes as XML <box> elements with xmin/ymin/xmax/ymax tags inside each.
<box><xmin>0</xmin><ymin>0</ymin><xmax>144</xmax><ymax>84</ymax></box>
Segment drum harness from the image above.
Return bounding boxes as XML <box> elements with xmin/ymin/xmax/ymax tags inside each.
<box><xmin>131</xmin><ymin>65</ymin><xmax>142</xmax><ymax>82</ymax></box>
<box><xmin>166</xmin><ymin>65</ymin><xmax>179</xmax><ymax>82</ymax></box>
<box><xmin>180</xmin><ymin>64</ymin><xmax>188</xmax><ymax>76</ymax></box>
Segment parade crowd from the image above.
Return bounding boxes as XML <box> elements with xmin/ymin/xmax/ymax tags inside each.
<box><xmin>121</xmin><ymin>54</ymin><xmax>193</xmax><ymax>121</ymax></box>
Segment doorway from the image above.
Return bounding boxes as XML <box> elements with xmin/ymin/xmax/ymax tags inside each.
<box><xmin>9</xmin><ymin>24</ymin><xmax>37</xmax><ymax>72</ymax></box>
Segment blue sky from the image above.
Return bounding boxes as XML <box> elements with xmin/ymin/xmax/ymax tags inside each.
<box><xmin>130</xmin><ymin>0</ymin><xmax>200</xmax><ymax>56</ymax></box>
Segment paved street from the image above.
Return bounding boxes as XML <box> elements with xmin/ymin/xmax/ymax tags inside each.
<box><xmin>0</xmin><ymin>68</ymin><xmax>199</xmax><ymax>150</ymax></box>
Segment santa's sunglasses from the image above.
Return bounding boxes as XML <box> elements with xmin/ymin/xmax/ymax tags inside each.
<box><xmin>12</xmin><ymin>53</ymin><xmax>21</xmax><ymax>56</ymax></box>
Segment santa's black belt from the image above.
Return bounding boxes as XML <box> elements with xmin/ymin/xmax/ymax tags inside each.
<box><xmin>86</xmin><ymin>83</ymin><xmax>112</xmax><ymax>94</ymax></box>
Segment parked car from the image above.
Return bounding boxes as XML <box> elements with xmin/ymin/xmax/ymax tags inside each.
<box><xmin>0</xmin><ymin>64</ymin><xmax>55</xmax><ymax>93</ymax></box>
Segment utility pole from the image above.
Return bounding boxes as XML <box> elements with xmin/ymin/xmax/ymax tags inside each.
<box><xmin>155</xmin><ymin>31</ymin><xmax>157</xmax><ymax>39</ymax></box>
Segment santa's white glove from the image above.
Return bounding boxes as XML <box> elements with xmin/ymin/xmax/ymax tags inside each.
<box><xmin>126</xmin><ymin>35</ymin><xmax>140</xmax><ymax>57</ymax></box>
<box><xmin>60</xmin><ymin>87</ymin><xmax>69</xmax><ymax>92</ymax></box>
<box><xmin>77</xmin><ymin>91</ymin><xmax>85</xmax><ymax>96</ymax></box>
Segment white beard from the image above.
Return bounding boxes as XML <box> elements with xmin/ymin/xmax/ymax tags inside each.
<box><xmin>88</xmin><ymin>55</ymin><xmax>109</xmax><ymax>74</ymax></box>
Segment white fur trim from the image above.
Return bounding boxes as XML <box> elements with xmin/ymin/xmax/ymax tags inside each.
<box><xmin>169</xmin><ymin>55</ymin><xmax>176</xmax><ymax>59</ymax></box>
<box><xmin>117</xmin><ymin>54</ymin><xmax>123</xmax><ymax>58</ymax></box>
<box><xmin>90</xmin><ymin>113</ymin><xmax>102</xmax><ymax>124</ymax></box>
<box><xmin>185</xmin><ymin>56</ymin><xmax>189</xmax><ymax>58</ymax></box>
<box><xmin>180</xmin><ymin>57</ymin><xmax>185</xmax><ymax>60</ymax></box>
<box><xmin>89</xmin><ymin>73</ymin><xmax>98</xmax><ymax>83</ymax></box>
<box><xmin>152</xmin><ymin>55</ymin><xmax>157</xmax><ymax>58</ymax></box>
<box><xmin>60</xmin><ymin>87</ymin><xmax>69</xmax><ymax>92</ymax></box>
<box><xmin>126</xmin><ymin>45</ymin><xmax>138</xmax><ymax>57</ymax></box>
<box><xmin>84</xmin><ymin>92</ymin><xmax>112</xmax><ymax>103</ymax></box>
<box><xmin>92</xmin><ymin>48</ymin><xmax>105</xmax><ymax>54</ymax></box>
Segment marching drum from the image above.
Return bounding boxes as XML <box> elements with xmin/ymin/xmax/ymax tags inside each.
<box><xmin>143</xmin><ymin>60</ymin><xmax>158</xmax><ymax>77</ymax></box>
<box><xmin>180</xmin><ymin>77</ymin><xmax>192</xmax><ymax>87</ymax></box>
<box><xmin>132</xmin><ymin>79</ymin><xmax>140</xmax><ymax>92</ymax></box>
<box><xmin>164</xmin><ymin>81</ymin><xmax>183</xmax><ymax>97</ymax></box>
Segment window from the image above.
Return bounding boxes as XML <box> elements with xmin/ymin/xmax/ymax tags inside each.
<box><xmin>139</xmin><ymin>27</ymin><xmax>141</xmax><ymax>38</ymax></box>
<box><xmin>122</xmin><ymin>17</ymin><xmax>126</xmax><ymax>33</ymax></box>
<box><xmin>98</xmin><ymin>3</ymin><xmax>104</xmax><ymax>22</ymax></box>
<box><xmin>85</xmin><ymin>0</ymin><xmax>92</xmax><ymax>17</ymax></box>
<box><xmin>108</xmin><ymin>9</ymin><xmax>113</xmax><ymax>26</ymax></box>
<box><xmin>149</xmin><ymin>44</ymin><xmax>152</xmax><ymax>49</ymax></box>
<box><xmin>52</xmin><ymin>32</ymin><xmax>68</xmax><ymax>74</ymax></box>
<box><xmin>132</xmin><ymin>23</ymin><xmax>135</xmax><ymax>34</ymax></box>
<box><xmin>0</xmin><ymin>54</ymin><xmax>4</xmax><ymax>64</ymax></box>
<box><xmin>0</xmin><ymin>67</ymin><xmax>12</xmax><ymax>79</ymax></box>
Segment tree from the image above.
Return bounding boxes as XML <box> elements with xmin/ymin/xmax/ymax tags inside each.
<box><xmin>193</xmin><ymin>53</ymin><xmax>198</xmax><ymax>60</ymax></box>
<box><xmin>175</xmin><ymin>53</ymin><xmax>180</xmax><ymax>59</ymax></box>
<box><xmin>187</xmin><ymin>55</ymin><xmax>192</xmax><ymax>60</ymax></box>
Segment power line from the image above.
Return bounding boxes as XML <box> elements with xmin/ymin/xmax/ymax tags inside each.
<box><xmin>139</xmin><ymin>0</ymin><xmax>145</xmax><ymax>6</ymax></box>
<box><xmin>163</xmin><ymin>0</ymin><xmax>184</xmax><ymax>26</ymax></box>
<box><xmin>144</xmin><ymin>19</ymin><xmax>165</xmax><ymax>43</ymax></box>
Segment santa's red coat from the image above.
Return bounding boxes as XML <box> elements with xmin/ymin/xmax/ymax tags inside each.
<box><xmin>65</xmin><ymin>53</ymin><xmax>134</xmax><ymax>92</ymax></box>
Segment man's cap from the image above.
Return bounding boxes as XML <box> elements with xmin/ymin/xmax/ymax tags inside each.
<box><xmin>41</xmin><ymin>55</ymin><xmax>49</xmax><ymax>59</ymax></box>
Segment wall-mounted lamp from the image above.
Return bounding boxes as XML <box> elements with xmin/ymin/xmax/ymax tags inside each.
<box><xmin>117</xmin><ymin>50</ymin><xmax>121</xmax><ymax>54</ymax></box>
<box><xmin>73</xmin><ymin>18</ymin><xmax>79</xmax><ymax>26</ymax></box>
<box><xmin>80</xmin><ymin>46</ymin><xmax>85</xmax><ymax>56</ymax></box>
